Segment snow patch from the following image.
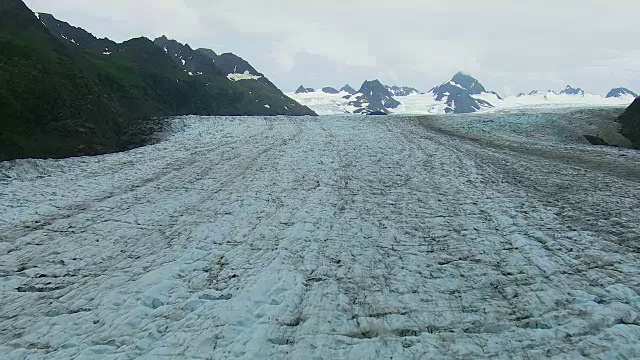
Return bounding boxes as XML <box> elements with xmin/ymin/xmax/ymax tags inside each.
<box><xmin>227</xmin><ymin>71</ymin><xmax>263</xmax><ymax>82</ymax></box>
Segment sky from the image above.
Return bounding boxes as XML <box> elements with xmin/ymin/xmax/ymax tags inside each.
<box><xmin>24</xmin><ymin>0</ymin><xmax>640</xmax><ymax>96</ymax></box>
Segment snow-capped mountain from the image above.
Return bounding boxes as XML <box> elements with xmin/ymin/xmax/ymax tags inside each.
<box><xmin>347</xmin><ymin>80</ymin><xmax>401</xmax><ymax>115</ymax></box>
<box><xmin>385</xmin><ymin>86</ymin><xmax>421</xmax><ymax>97</ymax></box>
<box><xmin>607</xmin><ymin>87</ymin><xmax>638</xmax><ymax>99</ymax></box>
<box><xmin>559</xmin><ymin>85</ymin><xmax>586</xmax><ymax>96</ymax></box>
<box><xmin>288</xmin><ymin>80</ymin><xmax>402</xmax><ymax>115</ymax></box>
<box><xmin>340</xmin><ymin>84</ymin><xmax>357</xmax><ymax>95</ymax></box>
<box><xmin>289</xmin><ymin>74</ymin><xmax>637</xmax><ymax>116</ymax></box>
<box><xmin>322</xmin><ymin>87</ymin><xmax>340</xmax><ymax>94</ymax></box>
<box><xmin>295</xmin><ymin>86</ymin><xmax>315</xmax><ymax>94</ymax></box>
<box><xmin>428</xmin><ymin>72</ymin><xmax>496</xmax><ymax>114</ymax></box>
<box><xmin>499</xmin><ymin>86</ymin><xmax>636</xmax><ymax>109</ymax></box>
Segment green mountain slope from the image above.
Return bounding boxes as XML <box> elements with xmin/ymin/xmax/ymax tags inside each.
<box><xmin>0</xmin><ymin>1</ymin><xmax>315</xmax><ymax>161</ymax></box>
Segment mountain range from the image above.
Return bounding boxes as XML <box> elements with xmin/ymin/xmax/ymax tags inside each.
<box><xmin>0</xmin><ymin>0</ymin><xmax>314</xmax><ymax>161</ymax></box>
<box><xmin>290</xmin><ymin>74</ymin><xmax>637</xmax><ymax>116</ymax></box>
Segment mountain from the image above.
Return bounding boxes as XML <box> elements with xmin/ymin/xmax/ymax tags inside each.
<box><xmin>0</xmin><ymin>4</ymin><xmax>315</xmax><ymax>160</ymax></box>
<box><xmin>38</xmin><ymin>13</ymin><xmax>117</xmax><ymax>53</ymax></box>
<box><xmin>322</xmin><ymin>87</ymin><xmax>340</xmax><ymax>94</ymax></box>
<box><xmin>42</xmin><ymin>13</ymin><xmax>317</xmax><ymax>115</ymax></box>
<box><xmin>196</xmin><ymin>47</ymin><xmax>217</xmax><ymax>60</ymax></box>
<box><xmin>153</xmin><ymin>36</ymin><xmax>313</xmax><ymax>116</ymax></box>
<box><xmin>559</xmin><ymin>85</ymin><xmax>586</xmax><ymax>96</ymax></box>
<box><xmin>295</xmin><ymin>85</ymin><xmax>315</xmax><ymax>94</ymax></box>
<box><xmin>429</xmin><ymin>72</ymin><xmax>494</xmax><ymax>114</ymax></box>
<box><xmin>347</xmin><ymin>80</ymin><xmax>401</xmax><ymax>115</ymax></box>
<box><xmin>607</xmin><ymin>87</ymin><xmax>638</xmax><ymax>98</ymax></box>
<box><xmin>340</xmin><ymin>84</ymin><xmax>357</xmax><ymax>95</ymax></box>
<box><xmin>618</xmin><ymin>97</ymin><xmax>640</xmax><ymax>149</ymax></box>
<box><xmin>385</xmin><ymin>85</ymin><xmax>421</xmax><ymax>96</ymax></box>
<box><xmin>1</xmin><ymin>1</ymin><xmax>166</xmax><ymax>160</ymax></box>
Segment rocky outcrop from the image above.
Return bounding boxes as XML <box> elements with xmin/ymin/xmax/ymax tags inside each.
<box><xmin>618</xmin><ymin>97</ymin><xmax>640</xmax><ymax>149</ymax></box>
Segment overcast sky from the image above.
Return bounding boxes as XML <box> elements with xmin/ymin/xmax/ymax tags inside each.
<box><xmin>25</xmin><ymin>0</ymin><xmax>640</xmax><ymax>96</ymax></box>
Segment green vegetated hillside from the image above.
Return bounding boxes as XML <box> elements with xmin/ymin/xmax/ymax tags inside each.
<box><xmin>0</xmin><ymin>0</ymin><xmax>315</xmax><ymax>161</ymax></box>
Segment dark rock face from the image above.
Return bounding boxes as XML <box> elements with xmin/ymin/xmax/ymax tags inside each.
<box><xmin>295</xmin><ymin>85</ymin><xmax>315</xmax><ymax>94</ymax></box>
<box><xmin>559</xmin><ymin>85</ymin><xmax>585</xmax><ymax>96</ymax></box>
<box><xmin>517</xmin><ymin>93</ymin><xmax>526</xmax><ymax>97</ymax></box>
<box><xmin>618</xmin><ymin>97</ymin><xmax>640</xmax><ymax>149</ymax></box>
<box><xmin>349</xmin><ymin>80</ymin><xmax>401</xmax><ymax>115</ymax></box>
<box><xmin>607</xmin><ymin>87</ymin><xmax>638</xmax><ymax>98</ymax></box>
<box><xmin>430</xmin><ymin>72</ymin><xmax>493</xmax><ymax>114</ymax></box>
<box><xmin>385</xmin><ymin>86</ymin><xmax>421</xmax><ymax>96</ymax></box>
<box><xmin>340</xmin><ymin>84</ymin><xmax>357</xmax><ymax>95</ymax></box>
<box><xmin>322</xmin><ymin>87</ymin><xmax>340</xmax><ymax>94</ymax></box>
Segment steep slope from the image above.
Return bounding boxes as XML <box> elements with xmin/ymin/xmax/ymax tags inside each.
<box><xmin>618</xmin><ymin>97</ymin><xmax>640</xmax><ymax>149</ymax></box>
<box><xmin>429</xmin><ymin>72</ymin><xmax>494</xmax><ymax>113</ymax></box>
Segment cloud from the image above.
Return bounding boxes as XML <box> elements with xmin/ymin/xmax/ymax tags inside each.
<box><xmin>24</xmin><ymin>0</ymin><xmax>640</xmax><ymax>94</ymax></box>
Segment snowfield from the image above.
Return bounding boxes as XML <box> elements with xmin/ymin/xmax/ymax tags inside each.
<box><xmin>288</xmin><ymin>91</ymin><xmax>635</xmax><ymax>116</ymax></box>
<box><xmin>1</xmin><ymin>114</ymin><xmax>640</xmax><ymax>359</ymax></box>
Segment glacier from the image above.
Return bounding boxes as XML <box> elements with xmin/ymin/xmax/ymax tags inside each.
<box><xmin>1</xmin><ymin>113</ymin><xmax>640</xmax><ymax>359</ymax></box>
